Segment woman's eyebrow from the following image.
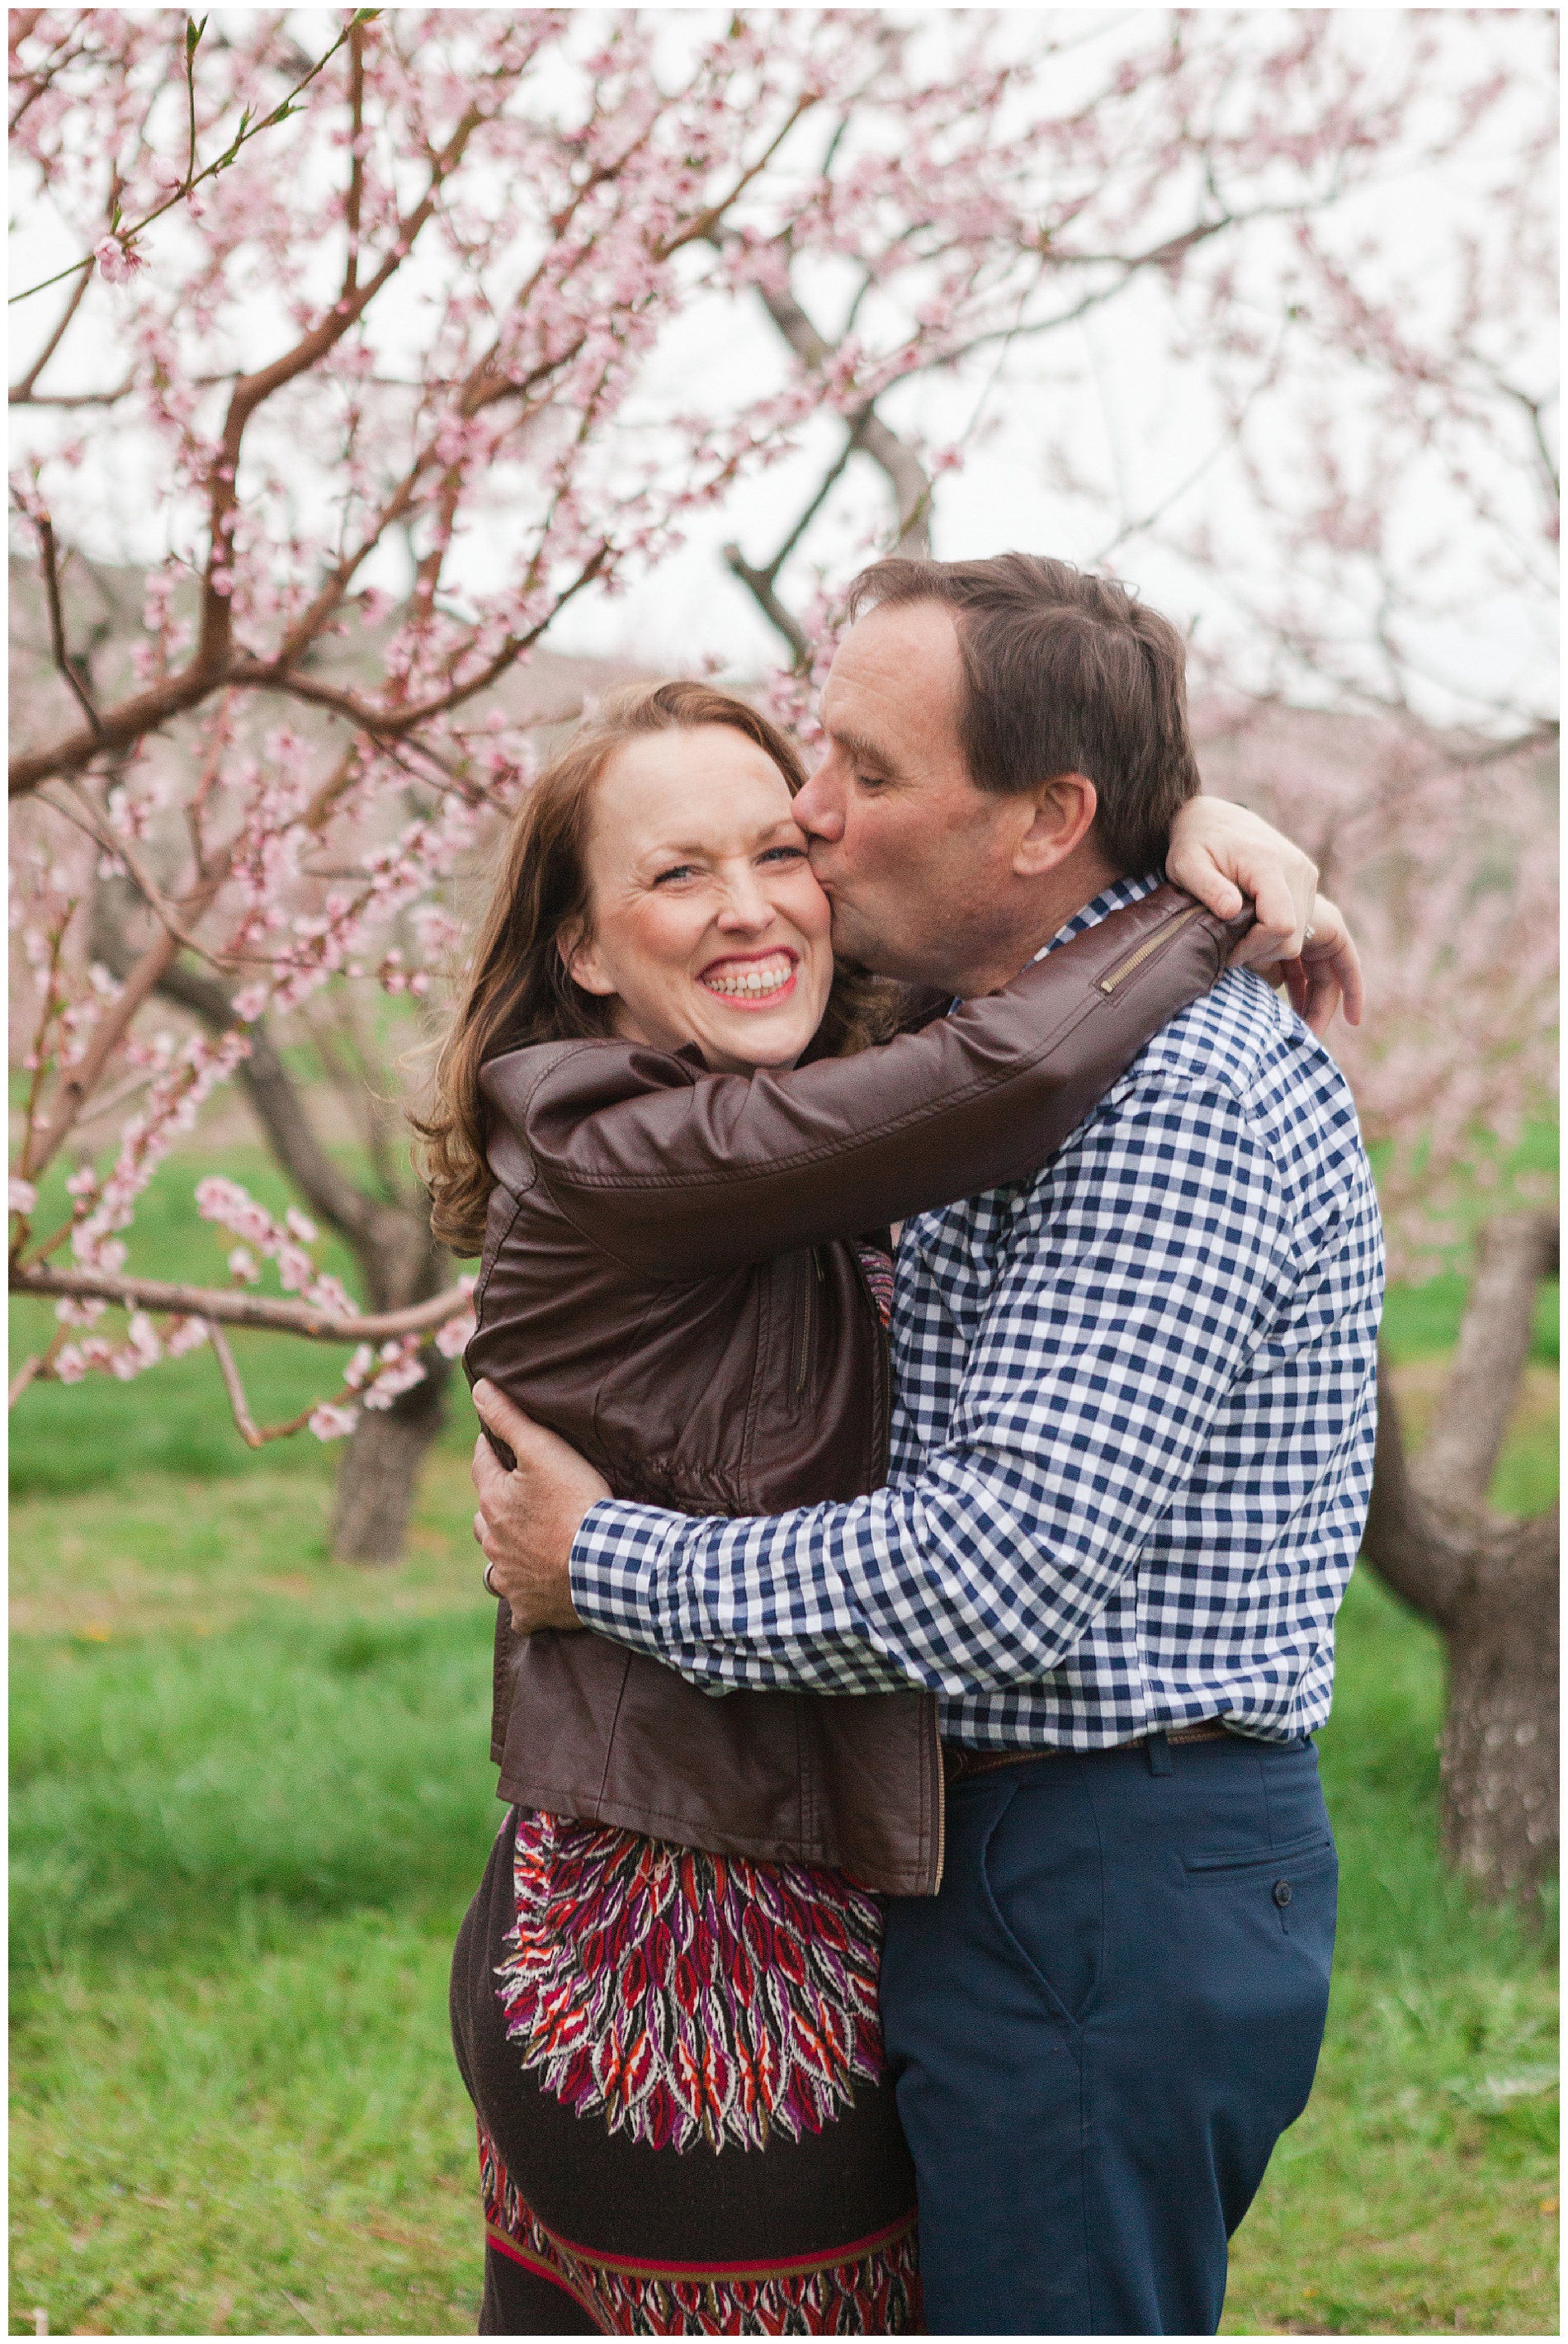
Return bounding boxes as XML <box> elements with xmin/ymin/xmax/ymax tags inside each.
<box><xmin>640</xmin><ymin>817</ymin><xmax>803</xmax><ymax>863</ymax></box>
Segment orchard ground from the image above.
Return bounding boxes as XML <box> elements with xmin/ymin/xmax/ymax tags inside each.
<box><xmin>10</xmin><ymin>1143</ymin><xmax>1560</xmax><ymax>2337</ymax></box>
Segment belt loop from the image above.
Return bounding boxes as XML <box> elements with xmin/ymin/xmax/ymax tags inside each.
<box><xmin>1146</xmin><ymin>1732</ymin><xmax>1173</xmax><ymax>1777</ymax></box>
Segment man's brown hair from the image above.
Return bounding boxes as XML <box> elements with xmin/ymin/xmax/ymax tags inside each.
<box><xmin>846</xmin><ymin>552</ymin><xmax>1200</xmax><ymax>876</ymax></box>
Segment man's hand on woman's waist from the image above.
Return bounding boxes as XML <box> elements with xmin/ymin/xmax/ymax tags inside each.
<box><xmin>470</xmin><ymin>1379</ymin><xmax>602</xmax><ymax>1633</ymax></box>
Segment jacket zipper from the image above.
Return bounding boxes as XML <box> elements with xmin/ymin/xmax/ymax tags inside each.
<box><xmin>932</xmin><ymin>1750</ymin><xmax>947</xmax><ymax>1895</ymax></box>
<box><xmin>795</xmin><ymin>1250</ymin><xmax>821</xmax><ymax>1397</ymax></box>
<box><xmin>1098</xmin><ymin>901</ymin><xmax>1203</xmax><ymax>994</ymax></box>
<box><xmin>846</xmin><ymin>1242</ymin><xmax>945</xmax><ymax>1896</ymax></box>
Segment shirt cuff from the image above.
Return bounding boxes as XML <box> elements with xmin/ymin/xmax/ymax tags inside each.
<box><xmin>569</xmin><ymin>1495</ymin><xmax>692</xmax><ymax>1660</ymax></box>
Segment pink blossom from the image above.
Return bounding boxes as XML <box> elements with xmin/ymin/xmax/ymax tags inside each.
<box><xmin>309</xmin><ymin>1401</ymin><xmax>359</xmax><ymax>1442</ymax></box>
<box><xmin>92</xmin><ymin>234</ymin><xmax>144</xmax><ymax>286</ymax></box>
<box><xmin>435</xmin><ymin>1311</ymin><xmax>475</xmax><ymax>1359</ymax></box>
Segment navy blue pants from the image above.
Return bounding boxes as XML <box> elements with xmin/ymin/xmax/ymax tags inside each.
<box><xmin>880</xmin><ymin>1733</ymin><xmax>1336</xmax><ymax>2336</ymax></box>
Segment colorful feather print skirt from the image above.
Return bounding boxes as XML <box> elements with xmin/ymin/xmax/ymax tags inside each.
<box><xmin>450</xmin><ymin>1805</ymin><xmax>922</xmax><ymax>2335</ymax></box>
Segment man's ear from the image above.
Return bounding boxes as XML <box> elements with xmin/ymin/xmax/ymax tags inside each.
<box><xmin>1011</xmin><ymin>772</ymin><xmax>1098</xmax><ymax>878</ymax></box>
<box><xmin>557</xmin><ymin>921</ymin><xmax>616</xmax><ymax>999</ymax></box>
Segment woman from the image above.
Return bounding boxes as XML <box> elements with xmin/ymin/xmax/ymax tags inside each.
<box><xmin>422</xmin><ymin>681</ymin><xmax>1325</xmax><ymax>2335</ymax></box>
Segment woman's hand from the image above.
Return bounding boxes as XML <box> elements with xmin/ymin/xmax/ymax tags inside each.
<box><xmin>1165</xmin><ymin>796</ymin><xmax>1363</xmax><ymax>1033</ymax></box>
<box><xmin>1256</xmin><ymin>894</ymin><xmax>1361</xmax><ymax>1037</ymax></box>
<box><xmin>470</xmin><ymin>1380</ymin><xmax>608</xmax><ymax>1634</ymax></box>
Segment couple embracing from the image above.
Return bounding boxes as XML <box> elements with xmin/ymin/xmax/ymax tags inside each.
<box><xmin>421</xmin><ymin>553</ymin><xmax>1384</xmax><ymax>2337</ymax></box>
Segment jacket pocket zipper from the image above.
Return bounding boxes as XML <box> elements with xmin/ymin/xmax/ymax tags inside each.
<box><xmin>795</xmin><ymin>1252</ymin><xmax>821</xmax><ymax>1397</ymax></box>
<box><xmin>1098</xmin><ymin>902</ymin><xmax>1203</xmax><ymax>994</ymax></box>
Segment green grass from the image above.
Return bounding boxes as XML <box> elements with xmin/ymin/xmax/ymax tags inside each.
<box><xmin>1222</xmin><ymin>1568</ymin><xmax>1559</xmax><ymax>2335</ymax></box>
<box><xmin>9</xmin><ymin>1130</ymin><xmax>1559</xmax><ymax>2335</ymax></box>
<box><xmin>10</xmin><ymin>1453</ymin><xmax>500</xmax><ymax>2338</ymax></box>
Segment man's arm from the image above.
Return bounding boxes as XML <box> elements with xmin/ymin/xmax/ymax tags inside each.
<box><xmin>561</xmin><ymin>1077</ymin><xmax>1299</xmax><ymax>1696</ymax></box>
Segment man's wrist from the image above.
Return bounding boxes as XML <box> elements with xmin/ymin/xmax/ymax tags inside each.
<box><xmin>569</xmin><ymin>1495</ymin><xmax>689</xmax><ymax>1657</ymax></box>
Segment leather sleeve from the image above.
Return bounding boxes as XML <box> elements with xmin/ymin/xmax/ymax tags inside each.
<box><xmin>479</xmin><ymin>886</ymin><xmax>1250</xmax><ymax>1278</ymax></box>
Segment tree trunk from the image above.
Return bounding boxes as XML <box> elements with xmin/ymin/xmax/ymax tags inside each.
<box><xmin>1438</xmin><ymin>1504</ymin><xmax>1559</xmax><ymax>1900</ymax></box>
<box><xmin>1359</xmin><ymin>1210</ymin><xmax>1559</xmax><ymax>1910</ymax></box>
<box><xmin>329</xmin><ymin>1350</ymin><xmax>451</xmax><ymax>1564</ymax></box>
<box><xmin>329</xmin><ymin>1215</ymin><xmax>455</xmax><ymax>1565</ymax></box>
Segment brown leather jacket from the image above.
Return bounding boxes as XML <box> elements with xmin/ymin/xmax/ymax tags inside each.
<box><xmin>465</xmin><ymin>886</ymin><xmax>1245</xmax><ymax>1896</ymax></box>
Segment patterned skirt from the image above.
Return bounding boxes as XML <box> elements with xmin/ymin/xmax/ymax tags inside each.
<box><xmin>450</xmin><ymin>1806</ymin><xmax>921</xmax><ymax>2335</ymax></box>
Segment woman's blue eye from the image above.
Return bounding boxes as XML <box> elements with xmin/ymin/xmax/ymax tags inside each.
<box><xmin>760</xmin><ymin>846</ymin><xmax>805</xmax><ymax>864</ymax></box>
<box><xmin>653</xmin><ymin>865</ymin><xmax>696</xmax><ymax>885</ymax></box>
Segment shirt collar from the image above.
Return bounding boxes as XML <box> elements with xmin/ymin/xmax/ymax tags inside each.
<box><xmin>1032</xmin><ymin>869</ymin><xmax>1167</xmax><ymax>963</ymax></box>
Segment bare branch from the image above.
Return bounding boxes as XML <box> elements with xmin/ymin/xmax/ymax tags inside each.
<box><xmin>9</xmin><ymin>261</ymin><xmax>94</xmax><ymax>402</ymax></box>
<box><xmin>721</xmin><ymin>546</ymin><xmax>811</xmax><ymax>664</ymax></box>
<box><xmin>207</xmin><ymin>1321</ymin><xmax>265</xmax><ymax>1447</ymax></box>
<box><xmin>12</xmin><ymin>1261</ymin><xmax>470</xmax><ymax>1343</ymax></box>
<box><xmin>1415</xmin><ymin>1211</ymin><xmax>1559</xmax><ymax>1516</ymax></box>
<box><xmin>202</xmin><ymin>1321</ymin><xmax>330</xmax><ymax>1446</ymax></box>
<box><xmin>88</xmin><ymin>913</ymin><xmax>394</xmax><ymax>1262</ymax></box>
<box><xmin>750</xmin><ymin>274</ymin><xmax>932</xmax><ymax>555</ymax></box>
<box><xmin>35</xmin><ymin>517</ymin><xmax>103</xmax><ymax>737</ymax></box>
<box><xmin>9</xmin><ymin>379</ymin><xmax>138</xmax><ymax>410</ymax></box>
<box><xmin>1358</xmin><ymin>1359</ymin><xmax>1476</xmax><ymax>1630</ymax></box>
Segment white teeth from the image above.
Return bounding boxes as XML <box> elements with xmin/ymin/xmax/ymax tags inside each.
<box><xmin>701</xmin><ymin>960</ymin><xmax>793</xmax><ymax>998</ymax></box>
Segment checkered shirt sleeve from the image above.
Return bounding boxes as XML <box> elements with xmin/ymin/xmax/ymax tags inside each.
<box><xmin>570</xmin><ymin>886</ymin><xmax>1384</xmax><ymax>1749</ymax></box>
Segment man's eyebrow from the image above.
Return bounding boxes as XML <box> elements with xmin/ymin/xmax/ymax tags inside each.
<box><xmin>827</xmin><ymin>724</ymin><xmax>893</xmax><ymax>771</ymax></box>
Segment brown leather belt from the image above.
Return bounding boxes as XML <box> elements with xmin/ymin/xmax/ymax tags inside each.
<box><xmin>942</xmin><ymin>1721</ymin><xmax>1231</xmax><ymax>1785</ymax></box>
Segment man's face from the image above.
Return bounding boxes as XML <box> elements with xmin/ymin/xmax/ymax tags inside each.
<box><xmin>793</xmin><ymin>601</ymin><xmax>1033</xmax><ymax>993</ymax></box>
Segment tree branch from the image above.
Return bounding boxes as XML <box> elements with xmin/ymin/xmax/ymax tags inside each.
<box><xmin>718</xmin><ymin>258</ymin><xmax>935</xmax><ymax>656</ymax></box>
<box><xmin>9</xmin><ymin>260</ymin><xmax>94</xmax><ymax>402</ymax></box>
<box><xmin>35</xmin><ymin>517</ymin><xmax>103</xmax><ymax>737</ymax></box>
<box><xmin>1359</xmin><ymin>1358</ymin><xmax>1476</xmax><ymax>1630</ymax></box>
<box><xmin>20</xmin><ymin>925</ymin><xmax>181</xmax><ymax>1182</ymax></box>
<box><xmin>148</xmin><ymin>955</ymin><xmax>390</xmax><ymax>1254</ymax></box>
<box><xmin>750</xmin><ymin>274</ymin><xmax>933</xmax><ymax>555</ymax></box>
<box><xmin>205</xmin><ymin>1320</ymin><xmax>331</xmax><ymax>1446</ymax></box>
<box><xmin>720</xmin><ymin>546</ymin><xmax>811</xmax><ymax>664</ymax></box>
<box><xmin>11</xmin><ymin>1261</ymin><xmax>470</xmax><ymax>1342</ymax></box>
<box><xmin>11</xmin><ymin>106</ymin><xmax>494</xmax><ymax>801</ymax></box>
<box><xmin>1415</xmin><ymin>1211</ymin><xmax>1559</xmax><ymax>1516</ymax></box>
<box><xmin>1361</xmin><ymin>1209</ymin><xmax>1559</xmax><ymax>1628</ymax></box>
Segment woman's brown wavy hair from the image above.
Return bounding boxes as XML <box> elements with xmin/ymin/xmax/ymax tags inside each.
<box><xmin>416</xmin><ymin>678</ymin><xmax>907</xmax><ymax>1255</ymax></box>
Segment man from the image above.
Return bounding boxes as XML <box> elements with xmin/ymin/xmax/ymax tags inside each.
<box><xmin>470</xmin><ymin>555</ymin><xmax>1384</xmax><ymax>2335</ymax></box>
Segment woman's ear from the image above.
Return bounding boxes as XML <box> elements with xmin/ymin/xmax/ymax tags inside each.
<box><xmin>557</xmin><ymin>921</ymin><xmax>616</xmax><ymax>1000</ymax></box>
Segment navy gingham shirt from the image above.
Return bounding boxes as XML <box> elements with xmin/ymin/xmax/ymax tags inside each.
<box><xmin>569</xmin><ymin>873</ymin><xmax>1386</xmax><ymax>1749</ymax></box>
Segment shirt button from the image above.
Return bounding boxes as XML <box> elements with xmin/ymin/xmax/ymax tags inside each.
<box><xmin>1272</xmin><ymin>1879</ymin><xmax>1293</xmax><ymax>1908</ymax></box>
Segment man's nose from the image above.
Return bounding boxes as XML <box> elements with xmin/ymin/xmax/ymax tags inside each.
<box><xmin>793</xmin><ymin>765</ymin><xmax>843</xmax><ymax>843</ymax></box>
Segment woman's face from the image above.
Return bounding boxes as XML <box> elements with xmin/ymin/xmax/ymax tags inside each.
<box><xmin>563</xmin><ymin>725</ymin><xmax>835</xmax><ymax>1074</ymax></box>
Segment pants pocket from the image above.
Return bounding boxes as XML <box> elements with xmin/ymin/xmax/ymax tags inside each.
<box><xmin>975</xmin><ymin>1775</ymin><xmax>1105</xmax><ymax>2026</ymax></box>
<box><xmin>1183</xmin><ymin>1831</ymin><xmax>1336</xmax><ymax>1937</ymax></box>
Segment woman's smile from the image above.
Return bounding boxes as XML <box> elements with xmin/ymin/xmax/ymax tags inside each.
<box><xmin>697</xmin><ymin>948</ymin><xmax>800</xmax><ymax>1005</ymax></box>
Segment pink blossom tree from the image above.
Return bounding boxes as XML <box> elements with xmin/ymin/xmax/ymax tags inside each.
<box><xmin>8</xmin><ymin>0</ymin><xmax>1556</xmax><ymax>1773</ymax></box>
